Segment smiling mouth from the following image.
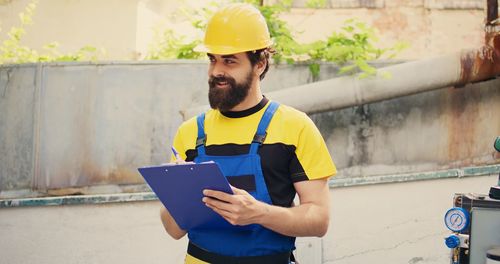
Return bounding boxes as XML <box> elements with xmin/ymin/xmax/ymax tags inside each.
<box><xmin>216</xmin><ymin>81</ymin><xmax>229</xmax><ymax>87</ymax></box>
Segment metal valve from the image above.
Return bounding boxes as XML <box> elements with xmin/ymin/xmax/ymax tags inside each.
<box><xmin>446</xmin><ymin>235</ymin><xmax>461</xmax><ymax>249</ymax></box>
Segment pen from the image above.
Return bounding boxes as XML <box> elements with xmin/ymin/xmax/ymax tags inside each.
<box><xmin>171</xmin><ymin>147</ymin><xmax>182</xmax><ymax>162</ymax></box>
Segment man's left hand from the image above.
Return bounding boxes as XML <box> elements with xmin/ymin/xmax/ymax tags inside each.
<box><xmin>202</xmin><ymin>186</ymin><xmax>268</xmax><ymax>226</ymax></box>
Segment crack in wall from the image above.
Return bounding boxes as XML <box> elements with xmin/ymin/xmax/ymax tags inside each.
<box><xmin>0</xmin><ymin>68</ymin><xmax>12</xmax><ymax>98</ymax></box>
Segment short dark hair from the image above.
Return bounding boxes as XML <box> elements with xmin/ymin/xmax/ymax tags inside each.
<box><xmin>246</xmin><ymin>48</ymin><xmax>275</xmax><ymax>80</ymax></box>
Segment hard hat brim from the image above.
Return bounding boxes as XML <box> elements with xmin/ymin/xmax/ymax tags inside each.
<box><xmin>194</xmin><ymin>42</ymin><xmax>273</xmax><ymax>55</ymax></box>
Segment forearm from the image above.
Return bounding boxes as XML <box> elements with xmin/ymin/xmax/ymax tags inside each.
<box><xmin>160</xmin><ymin>205</ymin><xmax>187</xmax><ymax>240</ymax></box>
<box><xmin>202</xmin><ymin>179</ymin><xmax>332</xmax><ymax>237</ymax></box>
<box><xmin>257</xmin><ymin>201</ymin><xmax>330</xmax><ymax>237</ymax></box>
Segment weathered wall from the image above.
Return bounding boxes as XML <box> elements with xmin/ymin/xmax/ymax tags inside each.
<box><xmin>0</xmin><ymin>61</ymin><xmax>499</xmax><ymax>196</ymax></box>
<box><xmin>281</xmin><ymin>2</ymin><xmax>485</xmax><ymax>60</ymax></box>
<box><xmin>0</xmin><ymin>0</ymin><xmax>486</xmax><ymax>60</ymax></box>
<box><xmin>0</xmin><ymin>65</ymin><xmax>36</xmax><ymax>193</ymax></box>
<box><xmin>312</xmin><ymin>79</ymin><xmax>500</xmax><ymax>178</ymax></box>
<box><xmin>0</xmin><ymin>174</ymin><xmax>497</xmax><ymax>264</ymax></box>
<box><xmin>0</xmin><ymin>62</ymin><xmax>206</xmax><ymax>194</ymax></box>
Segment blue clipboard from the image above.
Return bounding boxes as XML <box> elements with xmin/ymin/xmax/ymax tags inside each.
<box><xmin>138</xmin><ymin>161</ymin><xmax>233</xmax><ymax>230</ymax></box>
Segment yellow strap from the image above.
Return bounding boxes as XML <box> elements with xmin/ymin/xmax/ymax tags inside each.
<box><xmin>185</xmin><ymin>254</ymin><xmax>210</xmax><ymax>264</ymax></box>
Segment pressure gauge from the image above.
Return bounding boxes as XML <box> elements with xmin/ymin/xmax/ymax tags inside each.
<box><xmin>444</xmin><ymin>207</ymin><xmax>469</xmax><ymax>232</ymax></box>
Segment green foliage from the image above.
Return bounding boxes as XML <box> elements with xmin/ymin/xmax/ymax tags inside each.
<box><xmin>0</xmin><ymin>1</ymin><xmax>38</xmax><ymax>64</ymax></box>
<box><xmin>300</xmin><ymin>19</ymin><xmax>403</xmax><ymax>78</ymax></box>
<box><xmin>305</xmin><ymin>0</ymin><xmax>328</xmax><ymax>8</ymax></box>
<box><xmin>147</xmin><ymin>29</ymin><xmax>203</xmax><ymax>60</ymax></box>
<box><xmin>0</xmin><ymin>0</ymin><xmax>103</xmax><ymax>65</ymax></box>
<box><xmin>146</xmin><ymin>0</ymin><xmax>407</xmax><ymax>79</ymax></box>
<box><xmin>255</xmin><ymin>0</ymin><xmax>297</xmax><ymax>65</ymax></box>
<box><xmin>147</xmin><ymin>1</ymin><xmax>223</xmax><ymax>61</ymax></box>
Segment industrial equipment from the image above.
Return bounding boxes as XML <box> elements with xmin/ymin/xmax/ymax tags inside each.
<box><xmin>445</xmin><ymin>137</ymin><xmax>500</xmax><ymax>264</ymax></box>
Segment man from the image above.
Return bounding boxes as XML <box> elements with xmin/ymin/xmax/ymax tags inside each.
<box><xmin>160</xmin><ymin>3</ymin><xmax>336</xmax><ymax>264</ymax></box>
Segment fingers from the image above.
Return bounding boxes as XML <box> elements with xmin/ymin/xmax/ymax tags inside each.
<box><xmin>202</xmin><ymin>189</ymin><xmax>240</xmax><ymax>221</ymax></box>
<box><xmin>205</xmin><ymin>200</ymin><xmax>249</xmax><ymax>226</ymax></box>
<box><xmin>230</xmin><ymin>185</ymin><xmax>248</xmax><ymax>195</ymax></box>
<box><xmin>203</xmin><ymin>189</ymin><xmax>233</xmax><ymax>202</ymax></box>
<box><xmin>204</xmin><ymin>200</ymin><xmax>231</xmax><ymax>215</ymax></box>
<box><xmin>203</xmin><ymin>186</ymin><xmax>247</xmax><ymax>199</ymax></box>
<box><xmin>205</xmin><ymin>203</ymin><xmax>238</xmax><ymax>225</ymax></box>
<box><xmin>202</xmin><ymin>196</ymin><xmax>233</xmax><ymax>212</ymax></box>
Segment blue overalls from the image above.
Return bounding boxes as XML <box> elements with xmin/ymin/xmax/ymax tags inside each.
<box><xmin>187</xmin><ymin>101</ymin><xmax>295</xmax><ymax>263</ymax></box>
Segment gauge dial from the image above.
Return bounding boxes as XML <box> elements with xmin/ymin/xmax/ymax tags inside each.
<box><xmin>444</xmin><ymin>207</ymin><xmax>469</xmax><ymax>232</ymax></box>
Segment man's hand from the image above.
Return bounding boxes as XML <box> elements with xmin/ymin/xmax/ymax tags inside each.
<box><xmin>160</xmin><ymin>205</ymin><xmax>187</xmax><ymax>240</ymax></box>
<box><xmin>202</xmin><ymin>186</ymin><xmax>268</xmax><ymax>226</ymax></box>
<box><xmin>203</xmin><ymin>178</ymin><xmax>330</xmax><ymax>237</ymax></box>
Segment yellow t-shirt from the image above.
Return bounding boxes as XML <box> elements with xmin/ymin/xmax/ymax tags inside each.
<box><xmin>172</xmin><ymin>98</ymin><xmax>336</xmax><ymax>207</ymax></box>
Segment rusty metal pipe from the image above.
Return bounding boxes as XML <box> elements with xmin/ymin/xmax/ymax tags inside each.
<box><xmin>459</xmin><ymin>0</ymin><xmax>500</xmax><ymax>86</ymax></box>
<box><xmin>487</xmin><ymin>0</ymin><xmax>498</xmax><ymax>24</ymax></box>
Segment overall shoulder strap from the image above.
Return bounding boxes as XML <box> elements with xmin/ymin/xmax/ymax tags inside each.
<box><xmin>196</xmin><ymin>112</ymin><xmax>206</xmax><ymax>156</ymax></box>
<box><xmin>249</xmin><ymin>101</ymin><xmax>280</xmax><ymax>154</ymax></box>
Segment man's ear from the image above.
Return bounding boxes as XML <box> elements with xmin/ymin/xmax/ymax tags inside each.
<box><xmin>254</xmin><ymin>58</ymin><xmax>266</xmax><ymax>77</ymax></box>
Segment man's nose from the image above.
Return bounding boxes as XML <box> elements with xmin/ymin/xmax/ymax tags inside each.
<box><xmin>210</xmin><ymin>62</ymin><xmax>226</xmax><ymax>77</ymax></box>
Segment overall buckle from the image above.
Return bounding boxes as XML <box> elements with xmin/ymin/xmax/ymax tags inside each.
<box><xmin>252</xmin><ymin>133</ymin><xmax>267</xmax><ymax>144</ymax></box>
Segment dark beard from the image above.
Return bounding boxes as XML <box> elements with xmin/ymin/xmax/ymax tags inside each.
<box><xmin>208</xmin><ymin>71</ymin><xmax>253</xmax><ymax>112</ymax></box>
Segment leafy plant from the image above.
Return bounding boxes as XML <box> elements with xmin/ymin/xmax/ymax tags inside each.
<box><xmin>300</xmin><ymin>19</ymin><xmax>408</xmax><ymax>78</ymax></box>
<box><xmin>147</xmin><ymin>29</ymin><xmax>200</xmax><ymax>60</ymax></box>
<box><xmin>0</xmin><ymin>0</ymin><xmax>103</xmax><ymax>65</ymax></box>
<box><xmin>146</xmin><ymin>0</ymin><xmax>407</xmax><ymax>80</ymax></box>
<box><xmin>0</xmin><ymin>0</ymin><xmax>39</xmax><ymax>64</ymax></box>
<box><xmin>305</xmin><ymin>0</ymin><xmax>328</xmax><ymax>8</ymax></box>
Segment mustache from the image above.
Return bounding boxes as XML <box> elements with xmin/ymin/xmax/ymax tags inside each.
<box><xmin>209</xmin><ymin>75</ymin><xmax>235</xmax><ymax>86</ymax></box>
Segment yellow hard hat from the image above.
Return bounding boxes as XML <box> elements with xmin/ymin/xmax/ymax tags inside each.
<box><xmin>195</xmin><ymin>3</ymin><xmax>273</xmax><ymax>55</ymax></box>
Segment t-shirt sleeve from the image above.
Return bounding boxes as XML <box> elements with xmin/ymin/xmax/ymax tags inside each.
<box><xmin>169</xmin><ymin>117</ymin><xmax>198</xmax><ymax>163</ymax></box>
<box><xmin>170</xmin><ymin>125</ymin><xmax>188</xmax><ymax>163</ymax></box>
<box><xmin>290</xmin><ymin>114</ymin><xmax>336</xmax><ymax>181</ymax></box>
<box><xmin>170</xmin><ymin>124</ymin><xmax>187</xmax><ymax>162</ymax></box>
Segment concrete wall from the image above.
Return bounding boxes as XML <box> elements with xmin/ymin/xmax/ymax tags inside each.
<box><xmin>311</xmin><ymin>79</ymin><xmax>500</xmax><ymax>178</ymax></box>
<box><xmin>1</xmin><ymin>174</ymin><xmax>498</xmax><ymax>264</ymax></box>
<box><xmin>0</xmin><ymin>61</ymin><xmax>499</xmax><ymax>196</ymax></box>
<box><xmin>281</xmin><ymin>3</ymin><xmax>485</xmax><ymax>60</ymax></box>
<box><xmin>0</xmin><ymin>0</ymin><xmax>486</xmax><ymax>60</ymax></box>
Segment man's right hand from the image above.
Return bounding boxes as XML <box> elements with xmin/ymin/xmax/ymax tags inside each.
<box><xmin>160</xmin><ymin>205</ymin><xmax>187</xmax><ymax>240</ymax></box>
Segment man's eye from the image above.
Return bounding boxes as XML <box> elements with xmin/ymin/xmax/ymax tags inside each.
<box><xmin>225</xmin><ymin>59</ymin><xmax>235</xmax><ymax>64</ymax></box>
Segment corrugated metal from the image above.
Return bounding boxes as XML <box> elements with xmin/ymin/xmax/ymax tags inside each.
<box><xmin>35</xmin><ymin>63</ymin><xmax>205</xmax><ymax>191</ymax></box>
<box><xmin>1</xmin><ymin>62</ymin><xmax>209</xmax><ymax>194</ymax></box>
<box><xmin>0</xmin><ymin>66</ymin><xmax>37</xmax><ymax>191</ymax></box>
